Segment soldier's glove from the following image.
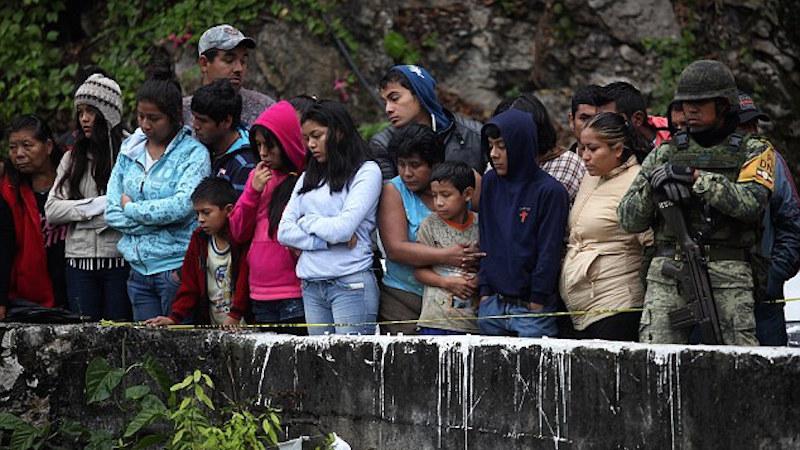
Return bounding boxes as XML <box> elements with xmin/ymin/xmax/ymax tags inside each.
<box><xmin>661</xmin><ymin>181</ymin><xmax>692</xmax><ymax>203</ymax></box>
<box><xmin>650</xmin><ymin>164</ymin><xmax>695</xmax><ymax>189</ymax></box>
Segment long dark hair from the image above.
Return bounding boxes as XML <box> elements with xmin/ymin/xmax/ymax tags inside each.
<box><xmin>56</xmin><ymin>106</ymin><xmax>123</xmax><ymax>199</ymax></box>
<box><xmin>583</xmin><ymin>112</ymin><xmax>650</xmax><ymax>164</ymax></box>
<box><xmin>249</xmin><ymin>124</ymin><xmax>299</xmax><ymax>239</ymax></box>
<box><xmin>299</xmin><ymin>100</ymin><xmax>371</xmax><ymax>194</ymax></box>
<box><xmin>5</xmin><ymin>114</ymin><xmax>62</xmax><ymax>194</ymax></box>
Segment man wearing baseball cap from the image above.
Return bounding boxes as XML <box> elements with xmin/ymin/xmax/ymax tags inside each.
<box><xmin>182</xmin><ymin>24</ymin><xmax>275</xmax><ymax>127</ymax></box>
<box><xmin>738</xmin><ymin>91</ymin><xmax>800</xmax><ymax>346</ymax></box>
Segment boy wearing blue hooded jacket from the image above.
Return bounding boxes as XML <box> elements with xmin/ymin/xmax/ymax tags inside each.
<box><xmin>477</xmin><ymin>109</ymin><xmax>569</xmax><ymax>337</ymax></box>
<box><xmin>371</xmin><ymin>65</ymin><xmax>485</xmax><ymax>180</ymax></box>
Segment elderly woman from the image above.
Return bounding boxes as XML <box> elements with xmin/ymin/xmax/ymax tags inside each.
<box><xmin>559</xmin><ymin>112</ymin><xmax>653</xmax><ymax>341</ymax></box>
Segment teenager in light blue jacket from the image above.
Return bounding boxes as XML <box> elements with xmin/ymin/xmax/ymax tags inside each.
<box><xmin>106</xmin><ymin>73</ymin><xmax>211</xmax><ymax>321</ymax></box>
<box><xmin>278</xmin><ymin>100</ymin><xmax>382</xmax><ymax>335</ymax></box>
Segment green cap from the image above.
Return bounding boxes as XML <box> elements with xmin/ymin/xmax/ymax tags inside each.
<box><xmin>674</xmin><ymin>60</ymin><xmax>738</xmax><ymax>107</ymax></box>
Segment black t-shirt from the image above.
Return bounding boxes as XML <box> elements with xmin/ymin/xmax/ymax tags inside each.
<box><xmin>34</xmin><ymin>191</ymin><xmax>68</xmax><ymax>308</ymax></box>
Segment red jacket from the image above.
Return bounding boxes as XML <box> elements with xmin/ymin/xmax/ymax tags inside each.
<box><xmin>0</xmin><ymin>175</ymin><xmax>55</xmax><ymax>307</ymax></box>
<box><xmin>169</xmin><ymin>228</ymin><xmax>250</xmax><ymax>324</ymax></box>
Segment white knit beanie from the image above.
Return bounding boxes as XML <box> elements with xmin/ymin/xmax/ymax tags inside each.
<box><xmin>74</xmin><ymin>73</ymin><xmax>123</xmax><ymax>128</ymax></box>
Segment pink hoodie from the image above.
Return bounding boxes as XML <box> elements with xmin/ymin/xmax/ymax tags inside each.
<box><xmin>229</xmin><ymin>101</ymin><xmax>307</xmax><ymax>301</ymax></box>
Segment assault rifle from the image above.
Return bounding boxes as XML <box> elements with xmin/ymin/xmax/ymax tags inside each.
<box><xmin>654</xmin><ymin>191</ymin><xmax>724</xmax><ymax>344</ymax></box>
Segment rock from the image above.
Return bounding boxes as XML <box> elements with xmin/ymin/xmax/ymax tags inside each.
<box><xmin>590</xmin><ymin>0</ymin><xmax>680</xmax><ymax>42</ymax></box>
<box><xmin>618</xmin><ymin>44</ymin><xmax>642</xmax><ymax>64</ymax></box>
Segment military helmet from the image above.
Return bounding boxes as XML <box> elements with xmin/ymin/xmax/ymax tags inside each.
<box><xmin>674</xmin><ymin>60</ymin><xmax>739</xmax><ymax>107</ymax></box>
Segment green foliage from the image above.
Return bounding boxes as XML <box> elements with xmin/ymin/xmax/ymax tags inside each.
<box><xmin>2</xmin><ymin>356</ymin><xmax>283</xmax><ymax>449</ymax></box>
<box><xmin>551</xmin><ymin>1</ymin><xmax>576</xmax><ymax>42</ymax></box>
<box><xmin>85</xmin><ymin>356</ymin><xmax>125</xmax><ymax>403</ymax></box>
<box><xmin>358</xmin><ymin>121</ymin><xmax>390</xmax><ymax>141</ymax></box>
<box><xmin>269</xmin><ymin>0</ymin><xmax>358</xmax><ymax>52</ymax></box>
<box><xmin>0</xmin><ymin>0</ymin><xmax>77</xmax><ymax>130</ymax></box>
<box><xmin>642</xmin><ymin>29</ymin><xmax>698</xmax><ymax>113</ymax></box>
<box><xmin>0</xmin><ymin>0</ymin><xmax>359</xmax><ymax>135</ymax></box>
<box><xmin>384</xmin><ymin>31</ymin><xmax>420</xmax><ymax>64</ymax></box>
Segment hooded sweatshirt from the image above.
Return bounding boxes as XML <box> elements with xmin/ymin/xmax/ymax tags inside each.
<box><xmin>211</xmin><ymin>125</ymin><xmax>257</xmax><ymax>196</ymax></box>
<box><xmin>478</xmin><ymin>109</ymin><xmax>569</xmax><ymax>306</ymax></box>
<box><xmin>105</xmin><ymin>126</ymin><xmax>211</xmax><ymax>275</ymax></box>
<box><xmin>370</xmin><ymin>66</ymin><xmax>485</xmax><ymax>179</ymax></box>
<box><xmin>228</xmin><ymin>101</ymin><xmax>306</xmax><ymax>301</ymax></box>
<box><xmin>392</xmin><ymin>65</ymin><xmax>451</xmax><ymax>131</ymax></box>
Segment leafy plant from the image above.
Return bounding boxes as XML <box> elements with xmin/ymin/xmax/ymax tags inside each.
<box><xmin>642</xmin><ymin>29</ymin><xmax>698</xmax><ymax>113</ymax></box>
<box><xmin>1</xmin><ymin>356</ymin><xmax>283</xmax><ymax>449</ymax></box>
<box><xmin>383</xmin><ymin>31</ymin><xmax>420</xmax><ymax>64</ymax></box>
<box><xmin>0</xmin><ymin>0</ymin><xmax>77</xmax><ymax>133</ymax></box>
<box><xmin>358</xmin><ymin>121</ymin><xmax>390</xmax><ymax>141</ymax></box>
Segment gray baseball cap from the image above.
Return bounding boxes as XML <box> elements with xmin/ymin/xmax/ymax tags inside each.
<box><xmin>198</xmin><ymin>24</ymin><xmax>256</xmax><ymax>57</ymax></box>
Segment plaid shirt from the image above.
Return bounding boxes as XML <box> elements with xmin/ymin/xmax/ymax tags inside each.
<box><xmin>540</xmin><ymin>149</ymin><xmax>586</xmax><ymax>203</ymax></box>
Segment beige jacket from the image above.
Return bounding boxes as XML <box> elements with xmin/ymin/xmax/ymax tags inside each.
<box><xmin>45</xmin><ymin>150</ymin><xmax>123</xmax><ymax>259</ymax></box>
<box><xmin>559</xmin><ymin>156</ymin><xmax>653</xmax><ymax>330</ymax></box>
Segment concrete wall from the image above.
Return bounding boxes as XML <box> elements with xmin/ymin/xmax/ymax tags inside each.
<box><xmin>2</xmin><ymin>324</ymin><xmax>799</xmax><ymax>449</ymax></box>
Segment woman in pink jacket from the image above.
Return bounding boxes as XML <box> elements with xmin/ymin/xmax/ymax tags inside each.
<box><xmin>229</xmin><ymin>101</ymin><xmax>307</xmax><ymax>334</ymax></box>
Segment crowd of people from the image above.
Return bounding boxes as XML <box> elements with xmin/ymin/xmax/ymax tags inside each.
<box><xmin>2</xmin><ymin>24</ymin><xmax>798</xmax><ymax>346</ymax></box>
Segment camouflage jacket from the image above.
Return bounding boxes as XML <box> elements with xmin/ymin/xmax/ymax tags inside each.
<box><xmin>617</xmin><ymin>134</ymin><xmax>775</xmax><ymax>241</ymax></box>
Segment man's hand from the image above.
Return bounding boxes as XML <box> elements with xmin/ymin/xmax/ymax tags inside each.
<box><xmin>347</xmin><ymin>234</ymin><xmax>358</xmax><ymax>249</ymax></box>
<box><xmin>251</xmin><ymin>162</ymin><xmax>272</xmax><ymax>193</ymax></box>
<box><xmin>662</xmin><ymin>182</ymin><xmax>692</xmax><ymax>202</ymax></box>
<box><xmin>650</xmin><ymin>164</ymin><xmax>694</xmax><ymax>189</ymax></box>
<box><xmin>121</xmin><ymin>193</ymin><xmax>132</xmax><ymax>208</ymax></box>
<box><xmin>144</xmin><ymin>316</ymin><xmax>175</xmax><ymax>327</ymax></box>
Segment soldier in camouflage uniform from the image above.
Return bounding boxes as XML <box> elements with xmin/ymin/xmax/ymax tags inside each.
<box><xmin>617</xmin><ymin>60</ymin><xmax>776</xmax><ymax>345</ymax></box>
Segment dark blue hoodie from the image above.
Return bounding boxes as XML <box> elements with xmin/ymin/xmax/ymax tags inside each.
<box><xmin>478</xmin><ymin>109</ymin><xmax>569</xmax><ymax>306</ymax></box>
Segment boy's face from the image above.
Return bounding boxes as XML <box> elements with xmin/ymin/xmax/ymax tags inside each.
<box><xmin>192</xmin><ymin>112</ymin><xmax>231</xmax><ymax>152</ymax></box>
<box><xmin>199</xmin><ymin>46</ymin><xmax>249</xmax><ymax>89</ymax></box>
<box><xmin>488</xmin><ymin>136</ymin><xmax>509</xmax><ymax>176</ymax></box>
<box><xmin>380</xmin><ymin>81</ymin><xmax>426</xmax><ymax>128</ymax></box>
<box><xmin>431</xmin><ymin>180</ymin><xmax>472</xmax><ymax>223</ymax></box>
<box><xmin>568</xmin><ymin>103</ymin><xmax>599</xmax><ymax>140</ymax></box>
<box><xmin>194</xmin><ymin>201</ymin><xmax>233</xmax><ymax>236</ymax></box>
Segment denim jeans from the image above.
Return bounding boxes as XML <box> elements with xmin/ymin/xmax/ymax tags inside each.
<box><xmin>301</xmin><ymin>270</ymin><xmax>379</xmax><ymax>335</ymax></box>
<box><xmin>66</xmin><ymin>264</ymin><xmax>131</xmax><ymax>321</ymax></box>
<box><xmin>478</xmin><ymin>294</ymin><xmax>558</xmax><ymax>337</ymax></box>
<box><xmin>127</xmin><ymin>268</ymin><xmax>181</xmax><ymax>321</ymax></box>
<box><xmin>755</xmin><ymin>302</ymin><xmax>788</xmax><ymax>346</ymax></box>
<box><xmin>418</xmin><ymin>327</ymin><xmax>466</xmax><ymax>336</ymax></box>
<box><xmin>251</xmin><ymin>298</ymin><xmax>307</xmax><ymax>336</ymax></box>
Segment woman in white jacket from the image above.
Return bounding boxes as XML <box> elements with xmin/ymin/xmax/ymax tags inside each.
<box><xmin>45</xmin><ymin>74</ymin><xmax>130</xmax><ymax>321</ymax></box>
<box><xmin>559</xmin><ymin>112</ymin><xmax>653</xmax><ymax>341</ymax></box>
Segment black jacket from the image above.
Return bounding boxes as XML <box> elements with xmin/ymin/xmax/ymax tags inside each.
<box><xmin>370</xmin><ymin>111</ymin><xmax>485</xmax><ymax>180</ymax></box>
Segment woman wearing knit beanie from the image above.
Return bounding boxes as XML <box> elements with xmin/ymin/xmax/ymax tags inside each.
<box><xmin>44</xmin><ymin>73</ymin><xmax>132</xmax><ymax>321</ymax></box>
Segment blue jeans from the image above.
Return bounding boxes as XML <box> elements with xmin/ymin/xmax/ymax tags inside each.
<box><xmin>478</xmin><ymin>294</ymin><xmax>558</xmax><ymax>337</ymax></box>
<box><xmin>301</xmin><ymin>270</ymin><xmax>379</xmax><ymax>335</ymax></box>
<box><xmin>755</xmin><ymin>302</ymin><xmax>788</xmax><ymax>346</ymax></box>
<box><xmin>66</xmin><ymin>264</ymin><xmax>131</xmax><ymax>321</ymax></box>
<box><xmin>418</xmin><ymin>327</ymin><xmax>465</xmax><ymax>336</ymax></box>
<box><xmin>127</xmin><ymin>268</ymin><xmax>181</xmax><ymax>321</ymax></box>
<box><xmin>251</xmin><ymin>298</ymin><xmax>307</xmax><ymax>336</ymax></box>
<box><xmin>251</xmin><ymin>298</ymin><xmax>305</xmax><ymax>323</ymax></box>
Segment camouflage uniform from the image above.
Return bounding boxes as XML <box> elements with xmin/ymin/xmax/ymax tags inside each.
<box><xmin>618</xmin><ymin>134</ymin><xmax>776</xmax><ymax>345</ymax></box>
